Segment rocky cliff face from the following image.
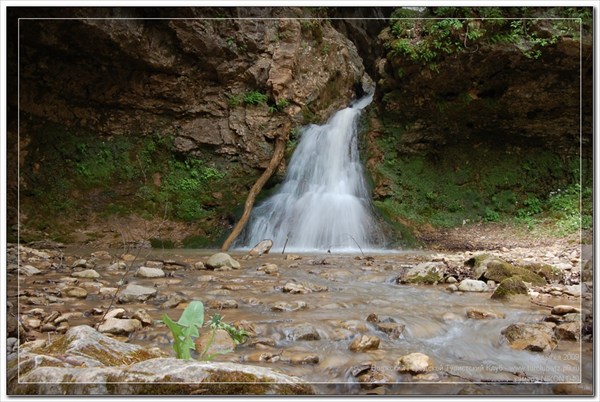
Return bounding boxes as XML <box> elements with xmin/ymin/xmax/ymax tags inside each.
<box><xmin>8</xmin><ymin>7</ymin><xmax>370</xmax><ymax>245</ymax></box>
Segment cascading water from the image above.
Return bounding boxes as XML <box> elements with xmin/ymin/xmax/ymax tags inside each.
<box><xmin>238</xmin><ymin>93</ymin><xmax>385</xmax><ymax>252</ymax></box>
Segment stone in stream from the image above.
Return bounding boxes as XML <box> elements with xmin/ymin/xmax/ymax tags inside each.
<box><xmin>161</xmin><ymin>293</ymin><xmax>187</xmax><ymax>309</ymax></box>
<box><xmin>457</xmin><ymin>279</ymin><xmax>489</xmax><ymax>292</ymax></box>
<box><xmin>194</xmin><ymin>329</ymin><xmax>236</xmax><ymax>357</ymax></box>
<box><xmin>555</xmin><ymin>321</ymin><xmax>581</xmax><ymax>341</ymax></box>
<box><xmin>248</xmin><ymin>239</ymin><xmax>273</xmax><ymax>256</ymax></box>
<box><xmin>551</xmin><ymin>305</ymin><xmax>581</xmax><ymax>316</ymax></box>
<box><xmin>491</xmin><ymin>277</ymin><xmax>529</xmax><ymax>299</ymax></box>
<box><xmin>285</xmin><ymin>323</ymin><xmax>321</xmax><ymax>341</ymax></box>
<box><xmin>374</xmin><ymin>322</ymin><xmax>405</xmax><ymax>339</ymax></box>
<box><xmin>257</xmin><ymin>263</ymin><xmax>279</xmax><ymax>275</ymax></box>
<box><xmin>271</xmin><ymin>301</ymin><xmax>307</xmax><ymax>312</ymax></box>
<box><xmin>208</xmin><ymin>299</ymin><xmax>238</xmax><ymax>309</ymax></box>
<box><xmin>396</xmin><ymin>352</ymin><xmax>433</xmax><ymax>374</ymax></box>
<box><xmin>501</xmin><ymin>322</ymin><xmax>557</xmax><ymax>352</ymax></box>
<box><xmin>104</xmin><ymin>308</ymin><xmax>126</xmax><ymax>320</ymax></box>
<box><xmin>349</xmin><ymin>335</ymin><xmax>380</xmax><ymax>352</ymax></box>
<box><xmin>19</xmin><ymin>265</ymin><xmax>42</xmax><ymax>276</ymax></box>
<box><xmin>399</xmin><ymin>261</ymin><xmax>446</xmax><ymax>285</ymax></box>
<box><xmin>283</xmin><ymin>282</ymin><xmax>328</xmax><ymax>294</ymax></box>
<box><xmin>72</xmin><ymin>269</ymin><xmax>100</xmax><ymax>279</ymax></box>
<box><xmin>98</xmin><ymin>318</ymin><xmax>142</xmax><ymax>335</ymax></box>
<box><xmin>135</xmin><ymin>267</ymin><xmax>165</xmax><ymax>278</ymax></box>
<box><xmin>132</xmin><ymin>309</ymin><xmax>153</xmax><ymax>326</ymax></box>
<box><xmin>62</xmin><ymin>286</ymin><xmax>88</xmax><ymax>299</ymax></box>
<box><xmin>117</xmin><ymin>284</ymin><xmax>158</xmax><ymax>303</ymax></box>
<box><xmin>466</xmin><ymin>308</ymin><xmax>506</xmax><ymax>320</ymax></box>
<box><xmin>206</xmin><ymin>253</ymin><xmax>241</xmax><ymax>270</ymax></box>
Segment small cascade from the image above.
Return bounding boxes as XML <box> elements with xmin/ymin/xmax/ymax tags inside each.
<box><xmin>238</xmin><ymin>93</ymin><xmax>384</xmax><ymax>252</ymax></box>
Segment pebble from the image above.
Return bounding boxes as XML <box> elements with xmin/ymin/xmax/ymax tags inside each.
<box><xmin>161</xmin><ymin>293</ymin><xmax>187</xmax><ymax>309</ymax></box>
<box><xmin>135</xmin><ymin>267</ymin><xmax>166</xmax><ymax>278</ymax></box>
<box><xmin>62</xmin><ymin>286</ymin><xmax>88</xmax><ymax>299</ymax></box>
<box><xmin>20</xmin><ymin>265</ymin><xmax>42</xmax><ymax>276</ymax></box>
<box><xmin>117</xmin><ymin>284</ymin><xmax>158</xmax><ymax>303</ymax></box>
<box><xmin>72</xmin><ymin>269</ymin><xmax>100</xmax><ymax>279</ymax></box>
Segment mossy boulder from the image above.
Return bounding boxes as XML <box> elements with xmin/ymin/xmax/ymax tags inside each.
<box><xmin>522</xmin><ymin>263</ymin><xmax>563</xmax><ymax>284</ymax></box>
<box><xmin>491</xmin><ymin>277</ymin><xmax>529</xmax><ymax>300</ymax></box>
<box><xmin>400</xmin><ymin>261</ymin><xmax>446</xmax><ymax>285</ymax></box>
<box><xmin>484</xmin><ymin>261</ymin><xmax>546</xmax><ymax>286</ymax></box>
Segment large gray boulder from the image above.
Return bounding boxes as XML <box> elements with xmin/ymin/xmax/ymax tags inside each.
<box><xmin>8</xmin><ymin>325</ymin><xmax>313</xmax><ymax>395</ymax></box>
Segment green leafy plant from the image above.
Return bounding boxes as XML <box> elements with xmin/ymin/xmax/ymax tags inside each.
<box><xmin>208</xmin><ymin>313</ymin><xmax>249</xmax><ymax>344</ymax></box>
<box><xmin>243</xmin><ymin>91</ymin><xmax>269</xmax><ymax>106</ymax></box>
<box><xmin>161</xmin><ymin>300</ymin><xmax>205</xmax><ymax>360</ymax></box>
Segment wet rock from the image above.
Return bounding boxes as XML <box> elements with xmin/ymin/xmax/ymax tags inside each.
<box><xmin>374</xmin><ymin>322</ymin><xmax>405</xmax><ymax>339</ymax></box>
<box><xmin>54</xmin><ymin>312</ymin><xmax>83</xmax><ymax>324</ymax></box>
<box><xmin>446</xmin><ymin>276</ymin><xmax>457</xmax><ymax>284</ymax></box>
<box><xmin>20</xmin><ymin>265</ymin><xmax>42</xmax><ymax>276</ymax></box>
<box><xmin>484</xmin><ymin>260</ymin><xmax>546</xmax><ymax>286</ymax></box>
<box><xmin>41</xmin><ymin>323</ymin><xmax>57</xmax><ymax>332</ymax></box>
<box><xmin>285</xmin><ymin>254</ymin><xmax>302</xmax><ymax>261</ymax></box>
<box><xmin>161</xmin><ymin>293</ymin><xmax>187</xmax><ymax>309</ymax></box>
<box><xmin>356</xmin><ymin>369</ymin><xmax>395</xmax><ymax>389</ymax></box>
<box><xmin>271</xmin><ymin>301</ymin><xmax>307</xmax><ymax>312</ymax></box>
<box><xmin>194</xmin><ymin>261</ymin><xmax>206</xmax><ymax>270</ymax></box>
<box><xmin>135</xmin><ymin>267</ymin><xmax>165</xmax><ymax>278</ymax></box>
<box><xmin>466</xmin><ymin>308</ymin><xmax>506</xmax><ymax>320</ymax></box>
<box><xmin>349</xmin><ymin>335</ymin><xmax>380</xmax><ymax>352</ymax></box>
<box><xmin>551</xmin><ymin>305</ymin><xmax>580</xmax><ymax>316</ymax></box>
<box><xmin>195</xmin><ymin>329</ymin><xmax>236</xmax><ymax>357</ymax></box>
<box><xmin>106</xmin><ymin>262</ymin><xmax>126</xmax><ymax>271</ymax></box>
<box><xmin>555</xmin><ymin>321</ymin><xmax>580</xmax><ymax>341</ymax></box>
<box><xmin>249</xmin><ymin>337</ymin><xmax>277</xmax><ymax>347</ymax></box>
<box><xmin>62</xmin><ymin>286</ymin><xmax>88</xmax><ymax>299</ymax></box>
<box><xmin>281</xmin><ymin>351</ymin><xmax>320</xmax><ymax>365</ymax></box>
<box><xmin>144</xmin><ymin>260</ymin><xmax>164</xmax><ymax>268</ymax></box>
<box><xmin>72</xmin><ymin>269</ymin><xmax>100</xmax><ymax>279</ymax></box>
<box><xmin>72</xmin><ymin>259</ymin><xmax>88</xmax><ymax>268</ymax></box>
<box><xmin>283</xmin><ymin>282</ymin><xmax>328</xmax><ymax>294</ymax></box>
<box><xmin>25</xmin><ymin>318</ymin><xmax>42</xmax><ymax>330</ymax></box>
<box><xmin>208</xmin><ymin>299</ymin><xmax>238</xmax><ymax>309</ymax></box>
<box><xmin>243</xmin><ymin>350</ymin><xmax>281</xmax><ymax>363</ymax></box>
<box><xmin>132</xmin><ymin>309</ymin><xmax>153</xmax><ymax>326</ymax></box>
<box><xmin>396</xmin><ymin>352</ymin><xmax>433</xmax><ymax>374</ymax></box>
<box><xmin>248</xmin><ymin>239</ymin><xmax>273</xmax><ymax>256</ymax></box>
<box><xmin>91</xmin><ymin>251</ymin><xmax>111</xmax><ymax>260</ymax></box>
<box><xmin>366</xmin><ymin>313</ymin><xmax>379</xmax><ymax>323</ymax></box>
<box><xmin>257</xmin><ymin>263</ymin><xmax>279</xmax><ymax>275</ymax></box>
<box><xmin>563</xmin><ymin>285</ymin><xmax>581</xmax><ymax>297</ymax></box>
<box><xmin>457</xmin><ymin>279</ymin><xmax>488</xmax><ymax>292</ymax></box>
<box><xmin>491</xmin><ymin>277</ymin><xmax>528</xmax><ymax>300</ymax></box>
<box><xmin>399</xmin><ymin>261</ymin><xmax>446</xmax><ymax>284</ymax></box>
<box><xmin>501</xmin><ymin>322</ymin><xmax>557</xmax><ymax>352</ymax></box>
<box><xmin>286</xmin><ymin>323</ymin><xmax>321</xmax><ymax>341</ymax></box>
<box><xmin>99</xmin><ymin>287</ymin><xmax>118</xmax><ymax>297</ymax></box>
<box><xmin>523</xmin><ymin>263</ymin><xmax>563</xmax><ymax>283</ymax></box>
<box><xmin>117</xmin><ymin>284</ymin><xmax>158</xmax><ymax>303</ymax></box>
<box><xmin>104</xmin><ymin>308</ymin><xmax>126</xmax><ymax>320</ymax></box>
<box><xmin>98</xmin><ymin>318</ymin><xmax>142</xmax><ymax>335</ymax></box>
<box><xmin>206</xmin><ymin>253</ymin><xmax>241</xmax><ymax>270</ymax></box>
<box><xmin>447</xmin><ymin>284</ymin><xmax>459</xmax><ymax>292</ymax></box>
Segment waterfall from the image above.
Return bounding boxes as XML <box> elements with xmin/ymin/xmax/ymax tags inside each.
<box><xmin>237</xmin><ymin>93</ymin><xmax>384</xmax><ymax>252</ymax></box>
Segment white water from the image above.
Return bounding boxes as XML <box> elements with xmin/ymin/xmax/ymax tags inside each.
<box><xmin>238</xmin><ymin>94</ymin><xmax>384</xmax><ymax>252</ymax></box>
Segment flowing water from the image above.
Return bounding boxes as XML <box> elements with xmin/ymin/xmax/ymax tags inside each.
<box><xmin>19</xmin><ymin>247</ymin><xmax>586</xmax><ymax>395</ymax></box>
<box><xmin>238</xmin><ymin>94</ymin><xmax>385</xmax><ymax>252</ymax></box>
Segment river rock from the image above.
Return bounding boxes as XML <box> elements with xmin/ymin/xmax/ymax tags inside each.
<box><xmin>551</xmin><ymin>305</ymin><xmax>580</xmax><ymax>316</ymax></box>
<box><xmin>285</xmin><ymin>254</ymin><xmax>302</xmax><ymax>261</ymax></box>
<box><xmin>374</xmin><ymin>322</ymin><xmax>405</xmax><ymax>339</ymax></box>
<box><xmin>135</xmin><ymin>267</ymin><xmax>165</xmax><ymax>278</ymax></box>
<box><xmin>104</xmin><ymin>308</ymin><xmax>126</xmax><ymax>320</ymax></box>
<box><xmin>206</xmin><ymin>253</ymin><xmax>241</xmax><ymax>270</ymax></box>
<box><xmin>458</xmin><ymin>279</ymin><xmax>488</xmax><ymax>292</ymax></box>
<box><xmin>283</xmin><ymin>282</ymin><xmax>327</xmax><ymax>294</ymax></box>
<box><xmin>349</xmin><ymin>335</ymin><xmax>380</xmax><ymax>352</ymax></box>
<box><xmin>98</xmin><ymin>318</ymin><xmax>142</xmax><ymax>335</ymax></box>
<box><xmin>491</xmin><ymin>277</ymin><xmax>529</xmax><ymax>299</ymax></box>
<box><xmin>132</xmin><ymin>309</ymin><xmax>153</xmax><ymax>326</ymax></box>
<box><xmin>466</xmin><ymin>308</ymin><xmax>505</xmax><ymax>320</ymax></box>
<box><xmin>195</xmin><ymin>329</ymin><xmax>236</xmax><ymax>358</ymax></box>
<box><xmin>194</xmin><ymin>261</ymin><xmax>206</xmax><ymax>270</ymax></box>
<box><xmin>248</xmin><ymin>239</ymin><xmax>273</xmax><ymax>256</ymax></box>
<box><xmin>20</xmin><ymin>265</ymin><xmax>42</xmax><ymax>276</ymax></box>
<box><xmin>117</xmin><ymin>284</ymin><xmax>158</xmax><ymax>303</ymax></box>
<box><xmin>72</xmin><ymin>269</ymin><xmax>100</xmax><ymax>279</ymax></box>
<box><xmin>257</xmin><ymin>263</ymin><xmax>279</xmax><ymax>275</ymax></box>
<box><xmin>161</xmin><ymin>293</ymin><xmax>187</xmax><ymax>309</ymax></box>
<box><xmin>563</xmin><ymin>285</ymin><xmax>581</xmax><ymax>297</ymax></box>
<box><xmin>396</xmin><ymin>352</ymin><xmax>433</xmax><ymax>374</ymax></box>
<box><xmin>62</xmin><ymin>286</ymin><xmax>88</xmax><ymax>299</ymax></box>
<box><xmin>399</xmin><ymin>261</ymin><xmax>446</xmax><ymax>284</ymax></box>
<box><xmin>271</xmin><ymin>301</ymin><xmax>307</xmax><ymax>312</ymax></box>
<box><xmin>555</xmin><ymin>321</ymin><xmax>581</xmax><ymax>341</ymax></box>
<box><xmin>107</xmin><ymin>262</ymin><xmax>127</xmax><ymax>271</ymax></box>
<box><xmin>501</xmin><ymin>322</ymin><xmax>557</xmax><ymax>352</ymax></box>
<box><xmin>285</xmin><ymin>323</ymin><xmax>321</xmax><ymax>341</ymax></box>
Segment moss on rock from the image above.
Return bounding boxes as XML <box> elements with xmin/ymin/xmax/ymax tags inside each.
<box><xmin>491</xmin><ymin>276</ymin><xmax>529</xmax><ymax>300</ymax></box>
<box><xmin>485</xmin><ymin>261</ymin><xmax>546</xmax><ymax>286</ymax></box>
<box><xmin>523</xmin><ymin>263</ymin><xmax>563</xmax><ymax>284</ymax></box>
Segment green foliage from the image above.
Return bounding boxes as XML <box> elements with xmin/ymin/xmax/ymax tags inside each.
<box><xmin>243</xmin><ymin>91</ymin><xmax>269</xmax><ymax>106</ymax></box>
<box><xmin>386</xmin><ymin>6</ymin><xmax>585</xmax><ymax>68</ymax></box>
<box><xmin>162</xmin><ymin>301</ymin><xmax>205</xmax><ymax>360</ymax></box>
<box><xmin>208</xmin><ymin>313</ymin><xmax>249</xmax><ymax>345</ymax></box>
<box><xmin>268</xmin><ymin>98</ymin><xmax>290</xmax><ymax>114</ymax></box>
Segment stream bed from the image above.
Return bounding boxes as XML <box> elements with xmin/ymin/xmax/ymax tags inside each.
<box><xmin>11</xmin><ymin>246</ymin><xmax>590</xmax><ymax>395</ymax></box>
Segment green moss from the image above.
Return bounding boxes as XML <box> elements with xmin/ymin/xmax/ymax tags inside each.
<box><xmin>405</xmin><ymin>271</ymin><xmax>442</xmax><ymax>285</ymax></box>
<box><xmin>465</xmin><ymin>254</ymin><xmax>491</xmax><ymax>269</ymax></box>
<box><xmin>523</xmin><ymin>263</ymin><xmax>562</xmax><ymax>283</ymax></box>
<box><xmin>491</xmin><ymin>276</ymin><xmax>529</xmax><ymax>300</ymax></box>
<box><xmin>485</xmin><ymin>261</ymin><xmax>546</xmax><ymax>286</ymax></box>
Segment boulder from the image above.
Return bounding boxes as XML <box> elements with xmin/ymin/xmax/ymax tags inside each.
<box><xmin>466</xmin><ymin>308</ymin><xmax>505</xmax><ymax>320</ymax></box>
<box><xmin>501</xmin><ymin>322</ymin><xmax>557</xmax><ymax>352</ymax></box>
<box><xmin>206</xmin><ymin>253</ymin><xmax>241</xmax><ymax>270</ymax></box>
<box><xmin>491</xmin><ymin>277</ymin><xmax>529</xmax><ymax>300</ymax></box>
<box><xmin>555</xmin><ymin>321</ymin><xmax>581</xmax><ymax>341</ymax></box>
<box><xmin>399</xmin><ymin>262</ymin><xmax>445</xmax><ymax>284</ymax></box>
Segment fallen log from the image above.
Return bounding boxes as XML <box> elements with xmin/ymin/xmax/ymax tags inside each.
<box><xmin>221</xmin><ymin>136</ymin><xmax>286</xmax><ymax>251</ymax></box>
